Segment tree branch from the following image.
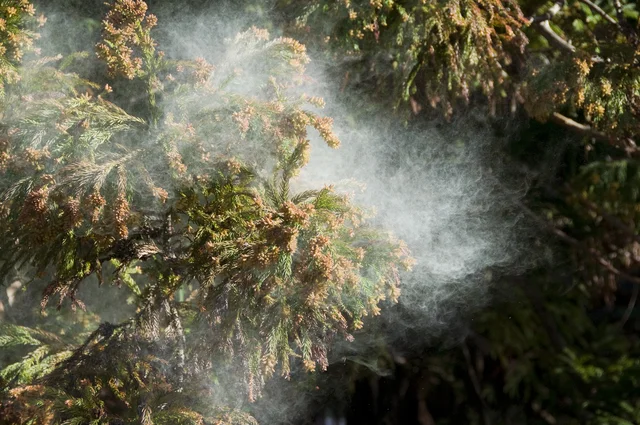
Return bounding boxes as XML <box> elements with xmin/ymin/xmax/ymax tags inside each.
<box><xmin>517</xmin><ymin>201</ymin><xmax>640</xmax><ymax>286</ymax></box>
<box><xmin>462</xmin><ymin>344</ymin><xmax>491</xmax><ymax>425</ymax></box>
<box><xmin>551</xmin><ymin>184</ymin><xmax>640</xmax><ymax>245</ymax></box>
<box><xmin>528</xmin><ymin>0</ymin><xmax>577</xmax><ymax>53</ymax></box>
<box><xmin>613</xmin><ymin>0</ymin><xmax>625</xmax><ymax>20</ymax></box>
<box><xmin>550</xmin><ymin>112</ymin><xmax>607</xmax><ymax>140</ymax></box>
<box><xmin>613</xmin><ymin>0</ymin><xmax>639</xmax><ymax>42</ymax></box>
<box><xmin>529</xmin><ymin>0</ymin><xmax>565</xmax><ymax>23</ymax></box>
<box><xmin>619</xmin><ymin>283</ymin><xmax>638</xmax><ymax>327</ymax></box>
<box><xmin>532</xmin><ymin>21</ymin><xmax>576</xmax><ymax>53</ymax></box>
<box><xmin>550</xmin><ymin>112</ymin><xmax>638</xmax><ymax>154</ymax></box>
<box><xmin>579</xmin><ymin>0</ymin><xmax>618</xmax><ymax>26</ymax></box>
<box><xmin>528</xmin><ymin>1</ymin><xmax>611</xmax><ymax>61</ymax></box>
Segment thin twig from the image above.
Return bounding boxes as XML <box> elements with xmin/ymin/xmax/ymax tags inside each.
<box><xmin>545</xmin><ymin>184</ymin><xmax>640</xmax><ymax>245</ymax></box>
<box><xmin>529</xmin><ymin>0</ymin><xmax>565</xmax><ymax>23</ymax></box>
<box><xmin>527</xmin><ymin>1</ymin><xmax>577</xmax><ymax>53</ymax></box>
<box><xmin>462</xmin><ymin>344</ymin><xmax>491</xmax><ymax>425</ymax></box>
<box><xmin>518</xmin><ymin>201</ymin><xmax>640</xmax><ymax>286</ymax></box>
<box><xmin>579</xmin><ymin>0</ymin><xmax>618</xmax><ymax>26</ymax></box>
<box><xmin>613</xmin><ymin>0</ymin><xmax>625</xmax><ymax>21</ymax></box>
<box><xmin>619</xmin><ymin>283</ymin><xmax>638</xmax><ymax>327</ymax></box>
<box><xmin>532</xmin><ymin>21</ymin><xmax>576</xmax><ymax>53</ymax></box>
<box><xmin>613</xmin><ymin>0</ymin><xmax>639</xmax><ymax>42</ymax></box>
<box><xmin>529</xmin><ymin>3</ymin><xmax>612</xmax><ymax>62</ymax></box>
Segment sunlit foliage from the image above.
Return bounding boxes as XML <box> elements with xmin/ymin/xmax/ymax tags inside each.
<box><xmin>0</xmin><ymin>1</ymin><xmax>412</xmax><ymax>423</ymax></box>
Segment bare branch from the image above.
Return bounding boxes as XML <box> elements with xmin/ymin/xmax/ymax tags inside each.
<box><xmin>551</xmin><ymin>112</ymin><xmax>607</xmax><ymax>139</ymax></box>
<box><xmin>613</xmin><ymin>0</ymin><xmax>639</xmax><ymax>42</ymax></box>
<box><xmin>613</xmin><ymin>0</ymin><xmax>625</xmax><ymax>19</ymax></box>
<box><xmin>579</xmin><ymin>0</ymin><xmax>618</xmax><ymax>26</ymax></box>
<box><xmin>532</xmin><ymin>21</ymin><xmax>576</xmax><ymax>53</ymax></box>
<box><xmin>550</xmin><ymin>112</ymin><xmax>638</xmax><ymax>154</ymax></box>
<box><xmin>529</xmin><ymin>0</ymin><xmax>565</xmax><ymax>23</ymax></box>
<box><xmin>619</xmin><ymin>283</ymin><xmax>638</xmax><ymax>327</ymax></box>
<box><xmin>528</xmin><ymin>1</ymin><xmax>611</xmax><ymax>60</ymax></box>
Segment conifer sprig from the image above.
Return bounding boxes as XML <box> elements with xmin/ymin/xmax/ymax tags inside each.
<box><xmin>0</xmin><ymin>1</ymin><xmax>412</xmax><ymax>423</ymax></box>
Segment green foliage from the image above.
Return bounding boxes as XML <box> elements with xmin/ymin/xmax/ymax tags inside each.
<box><xmin>288</xmin><ymin>0</ymin><xmax>528</xmax><ymax>116</ymax></box>
<box><xmin>283</xmin><ymin>0</ymin><xmax>640</xmax><ymax>145</ymax></box>
<box><xmin>2</xmin><ymin>0</ymin><xmax>640</xmax><ymax>424</ymax></box>
<box><xmin>0</xmin><ymin>0</ymin><xmax>43</xmax><ymax>98</ymax></box>
<box><xmin>0</xmin><ymin>1</ymin><xmax>412</xmax><ymax>423</ymax></box>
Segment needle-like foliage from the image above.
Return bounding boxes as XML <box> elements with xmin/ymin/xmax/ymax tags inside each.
<box><xmin>0</xmin><ymin>1</ymin><xmax>412</xmax><ymax>423</ymax></box>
